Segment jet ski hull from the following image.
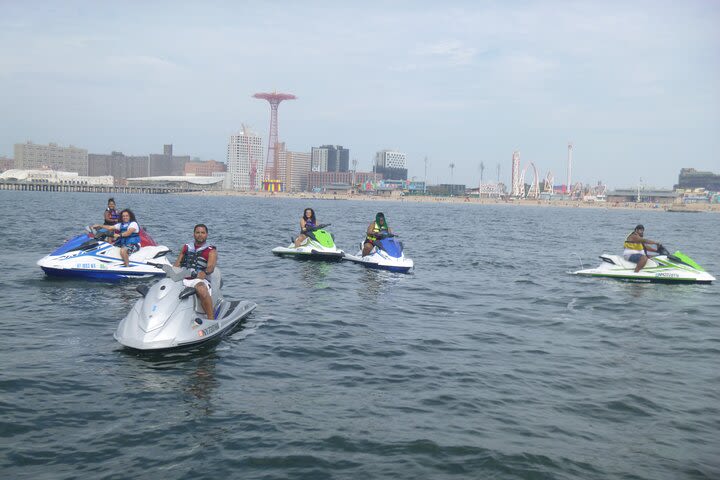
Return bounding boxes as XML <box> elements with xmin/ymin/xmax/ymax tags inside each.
<box><xmin>271</xmin><ymin>246</ymin><xmax>344</xmax><ymax>262</ymax></box>
<box><xmin>40</xmin><ymin>266</ymin><xmax>164</xmax><ymax>281</ymax></box>
<box><xmin>343</xmin><ymin>236</ymin><xmax>414</xmax><ymax>273</ymax></box>
<box><xmin>574</xmin><ymin>254</ymin><xmax>715</xmax><ymax>284</ymax></box>
<box><xmin>115</xmin><ymin>299</ymin><xmax>257</xmax><ymax>351</ymax></box>
<box><xmin>114</xmin><ymin>267</ymin><xmax>257</xmax><ymax>350</ymax></box>
<box><xmin>343</xmin><ymin>252</ymin><xmax>414</xmax><ymax>273</ymax></box>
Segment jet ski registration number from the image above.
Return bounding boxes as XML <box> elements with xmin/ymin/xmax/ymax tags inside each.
<box><xmin>75</xmin><ymin>263</ymin><xmax>106</xmax><ymax>270</ymax></box>
<box><xmin>199</xmin><ymin>323</ymin><xmax>219</xmax><ymax>337</ymax></box>
<box><xmin>655</xmin><ymin>273</ymin><xmax>679</xmax><ymax>278</ymax></box>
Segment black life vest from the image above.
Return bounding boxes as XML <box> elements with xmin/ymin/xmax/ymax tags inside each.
<box><xmin>181</xmin><ymin>243</ymin><xmax>215</xmax><ymax>272</ymax></box>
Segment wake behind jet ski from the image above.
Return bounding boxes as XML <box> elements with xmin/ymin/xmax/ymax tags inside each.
<box><xmin>272</xmin><ymin>224</ymin><xmax>344</xmax><ymax>261</ymax></box>
<box><xmin>37</xmin><ymin>229</ymin><xmax>171</xmax><ymax>280</ymax></box>
<box><xmin>114</xmin><ymin>265</ymin><xmax>257</xmax><ymax>350</ymax></box>
<box><xmin>573</xmin><ymin>245</ymin><xmax>715</xmax><ymax>284</ymax></box>
<box><xmin>344</xmin><ymin>231</ymin><xmax>414</xmax><ymax>273</ymax></box>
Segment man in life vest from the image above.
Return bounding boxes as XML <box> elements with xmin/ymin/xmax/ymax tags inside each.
<box><xmin>174</xmin><ymin>224</ymin><xmax>217</xmax><ymax>320</ymax></box>
<box><xmin>623</xmin><ymin>224</ymin><xmax>660</xmax><ymax>273</ymax></box>
<box><xmin>362</xmin><ymin>212</ymin><xmax>393</xmax><ymax>257</ymax></box>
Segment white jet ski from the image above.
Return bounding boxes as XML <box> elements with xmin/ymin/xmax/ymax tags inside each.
<box><xmin>344</xmin><ymin>232</ymin><xmax>414</xmax><ymax>273</ymax></box>
<box><xmin>272</xmin><ymin>224</ymin><xmax>344</xmax><ymax>262</ymax></box>
<box><xmin>573</xmin><ymin>245</ymin><xmax>715</xmax><ymax>284</ymax></box>
<box><xmin>37</xmin><ymin>230</ymin><xmax>171</xmax><ymax>280</ymax></box>
<box><xmin>114</xmin><ymin>265</ymin><xmax>257</xmax><ymax>350</ymax></box>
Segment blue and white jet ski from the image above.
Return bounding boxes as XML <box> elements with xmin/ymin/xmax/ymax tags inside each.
<box><xmin>37</xmin><ymin>230</ymin><xmax>171</xmax><ymax>280</ymax></box>
<box><xmin>344</xmin><ymin>232</ymin><xmax>414</xmax><ymax>273</ymax></box>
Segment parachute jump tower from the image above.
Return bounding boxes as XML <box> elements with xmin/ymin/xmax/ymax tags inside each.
<box><xmin>253</xmin><ymin>91</ymin><xmax>296</xmax><ymax>182</ymax></box>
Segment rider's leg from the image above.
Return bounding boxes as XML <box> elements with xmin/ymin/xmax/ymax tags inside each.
<box><xmin>634</xmin><ymin>255</ymin><xmax>648</xmax><ymax>273</ymax></box>
<box><xmin>294</xmin><ymin>234</ymin><xmax>306</xmax><ymax>248</ymax></box>
<box><xmin>196</xmin><ymin>283</ymin><xmax>214</xmax><ymax>320</ymax></box>
<box><xmin>120</xmin><ymin>247</ymin><xmax>129</xmax><ymax>267</ymax></box>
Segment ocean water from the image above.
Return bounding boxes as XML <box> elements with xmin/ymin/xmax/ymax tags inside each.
<box><xmin>0</xmin><ymin>190</ymin><xmax>718</xmax><ymax>480</ymax></box>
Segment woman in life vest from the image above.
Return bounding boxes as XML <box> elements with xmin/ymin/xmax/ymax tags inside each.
<box><xmin>362</xmin><ymin>212</ymin><xmax>392</xmax><ymax>257</ymax></box>
<box><xmin>174</xmin><ymin>224</ymin><xmax>217</xmax><ymax>320</ymax></box>
<box><xmin>623</xmin><ymin>224</ymin><xmax>660</xmax><ymax>272</ymax></box>
<box><xmin>293</xmin><ymin>208</ymin><xmax>317</xmax><ymax>247</ymax></box>
<box><xmin>94</xmin><ymin>209</ymin><xmax>141</xmax><ymax>267</ymax></box>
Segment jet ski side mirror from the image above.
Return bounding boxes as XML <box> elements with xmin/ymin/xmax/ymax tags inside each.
<box><xmin>136</xmin><ymin>285</ymin><xmax>149</xmax><ymax>297</ymax></box>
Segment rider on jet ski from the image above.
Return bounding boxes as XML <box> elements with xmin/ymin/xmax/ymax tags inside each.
<box><xmin>92</xmin><ymin>209</ymin><xmax>141</xmax><ymax>267</ymax></box>
<box><xmin>624</xmin><ymin>224</ymin><xmax>660</xmax><ymax>273</ymax></box>
<box><xmin>362</xmin><ymin>212</ymin><xmax>393</xmax><ymax>257</ymax></box>
<box><xmin>103</xmin><ymin>198</ymin><xmax>120</xmax><ymax>227</ymax></box>
<box><xmin>174</xmin><ymin>224</ymin><xmax>217</xmax><ymax>320</ymax></box>
<box><xmin>293</xmin><ymin>208</ymin><xmax>318</xmax><ymax>247</ymax></box>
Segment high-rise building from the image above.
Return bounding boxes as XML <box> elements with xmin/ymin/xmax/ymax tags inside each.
<box><xmin>311</xmin><ymin>145</ymin><xmax>349</xmax><ymax>172</ymax></box>
<box><xmin>0</xmin><ymin>156</ymin><xmax>13</xmax><ymax>172</ymax></box>
<box><xmin>14</xmin><ymin>141</ymin><xmax>88</xmax><ymax>175</ymax></box>
<box><xmin>373</xmin><ymin>149</ymin><xmax>408</xmax><ymax>180</ymax></box>
<box><xmin>311</xmin><ymin>147</ymin><xmax>328</xmax><ymax>172</ymax></box>
<box><xmin>277</xmin><ymin>144</ymin><xmax>311</xmax><ymax>192</ymax></box>
<box><xmin>88</xmin><ymin>151</ymin><xmax>149</xmax><ymax>179</ymax></box>
<box><xmin>149</xmin><ymin>144</ymin><xmax>190</xmax><ymax>176</ymax></box>
<box><xmin>675</xmin><ymin>168</ymin><xmax>720</xmax><ymax>191</ymax></box>
<box><xmin>226</xmin><ymin>126</ymin><xmax>264</xmax><ymax>190</ymax></box>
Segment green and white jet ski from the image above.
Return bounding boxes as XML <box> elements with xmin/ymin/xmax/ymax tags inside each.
<box><xmin>272</xmin><ymin>224</ymin><xmax>344</xmax><ymax>262</ymax></box>
<box><xmin>573</xmin><ymin>245</ymin><xmax>715</xmax><ymax>284</ymax></box>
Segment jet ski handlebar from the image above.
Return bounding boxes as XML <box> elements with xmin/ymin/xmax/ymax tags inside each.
<box><xmin>306</xmin><ymin>223</ymin><xmax>330</xmax><ymax>232</ymax></box>
<box><xmin>153</xmin><ymin>264</ymin><xmax>193</xmax><ymax>281</ymax></box>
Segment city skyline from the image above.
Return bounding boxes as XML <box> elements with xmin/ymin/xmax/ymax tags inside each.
<box><xmin>1</xmin><ymin>1</ymin><xmax>718</xmax><ymax>189</ymax></box>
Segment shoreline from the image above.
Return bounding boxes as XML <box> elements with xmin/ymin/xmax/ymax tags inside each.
<box><xmin>178</xmin><ymin>190</ymin><xmax>720</xmax><ymax>213</ymax></box>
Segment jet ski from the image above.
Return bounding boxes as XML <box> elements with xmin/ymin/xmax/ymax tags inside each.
<box><xmin>114</xmin><ymin>265</ymin><xmax>257</xmax><ymax>350</ymax></box>
<box><xmin>344</xmin><ymin>232</ymin><xmax>414</xmax><ymax>273</ymax></box>
<box><xmin>37</xmin><ymin>229</ymin><xmax>172</xmax><ymax>280</ymax></box>
<box><xmin>271</xmin><ymin>224</ymin><xmax>344</xmax><ymax>261</ymax></box>
<box><xmin>573</xmin><ymin>245</ymin><xmax>715</xmax><ymax>284</ymax></box>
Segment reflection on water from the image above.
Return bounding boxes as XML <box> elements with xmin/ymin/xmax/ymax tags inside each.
<box><xmin>119</xmin><ymin>344</ymin><xmax>222</xmax><ymax>417</ymax></box>
<box><xmin>357</xmin><ymin>267</ymin><xmax>406</xmax><ymax>302</ymax></box>
<box><xmin>300</xmin><ymin>261</ymin><xmax>332</xmax><ymax>289</ymax></box>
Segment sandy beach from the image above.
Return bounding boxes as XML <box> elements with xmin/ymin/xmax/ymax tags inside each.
<box><xmin>179</xmin><ymin>190</ymin><xmax>720</xmax><ymax>213</ymax></box>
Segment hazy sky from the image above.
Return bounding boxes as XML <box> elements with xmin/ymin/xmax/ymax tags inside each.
<box><xmin>1</xmin><ymin>0</ymin><xmax>718</xmax><ymax>188</ymax></box>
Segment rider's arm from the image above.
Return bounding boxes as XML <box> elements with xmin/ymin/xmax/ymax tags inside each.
<box><xmin>198</xmin><ymin>249</ymin><xmax>217</xmax><ymax>278</ymax></box>
<box><xmin>300</xmin><ymin>218</ymin><xmax>307</xmax><ymax>233</ymax></box>
<box><xmin>118</xmin><ymin>225</ymin><xmax>137</xmax><ymax>238</ymax></box>
<box><xmin>641</xmin><ymin>238</ymin><xmax>658</xmax><ymax>246</ymax></box>
<box><xmin>366</xmin><ymin>223</ymin><xmax>375</xmax><ymax>235</ymax></box>
<box><xmin>174</xmin><ymin>245</ymin><xmax>186</xmax><ymax>267</ymax></box>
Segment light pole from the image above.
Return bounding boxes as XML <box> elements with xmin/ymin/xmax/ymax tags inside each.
<box><xmin>479</xmin><ymin>162</ymin><xmax>485</xmax><ymax>198</ymax></box>
<box><xmin>424</xmin><ymin>156</ymin><xmax>428</xmax><ymax>194</ymax></box>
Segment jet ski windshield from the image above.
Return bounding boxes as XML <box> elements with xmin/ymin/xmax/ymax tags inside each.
<box><xmin>376</xmin><ymin>237</ymin><xmax>403</xmax><ymax>258</ymax></box>
<box><xmin>50</xmin><ymin>234</ymin><xmax>101</xmax><ymax>256</ymax></box>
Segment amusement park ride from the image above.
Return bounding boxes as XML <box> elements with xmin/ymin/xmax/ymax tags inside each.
<box><xmin>508</xmin><ymin>143</ymin><xmax>604</xmax><ymax>200</ymax></box>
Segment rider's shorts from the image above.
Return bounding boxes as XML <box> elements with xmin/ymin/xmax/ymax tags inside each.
<box><xmin>625</xmin><ymin>253</ymin><xmax>643</xmax><ymax>263</ymax></box>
